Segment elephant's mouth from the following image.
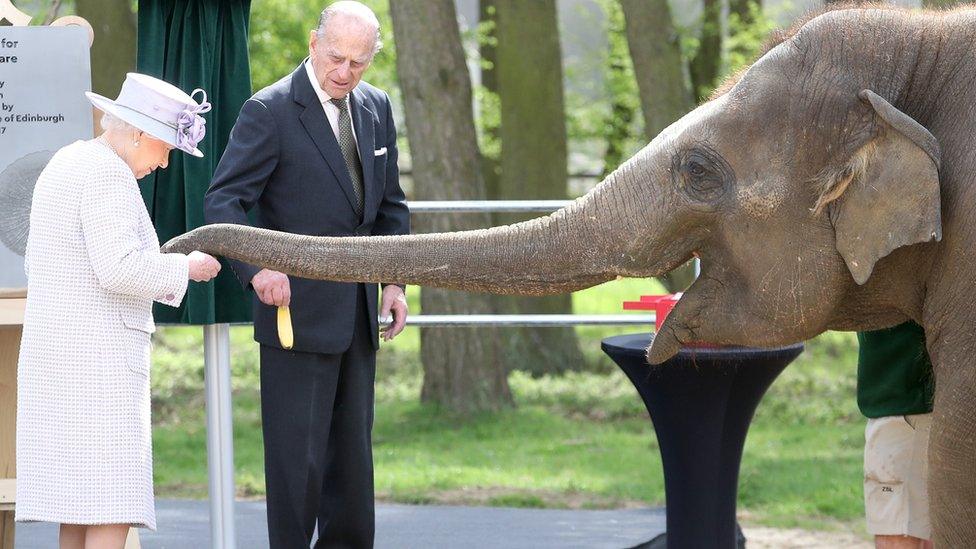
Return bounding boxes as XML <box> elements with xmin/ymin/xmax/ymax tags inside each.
<box><xmin>646</xmin><ymin>263</ymin><xmax>732</xmax><ymax>364</ymax></box>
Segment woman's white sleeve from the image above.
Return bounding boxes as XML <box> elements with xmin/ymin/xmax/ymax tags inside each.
<box><xmin>80</xmin><ymin>166</ymin><xmax>189</xmax><ymax>304</ymax></box>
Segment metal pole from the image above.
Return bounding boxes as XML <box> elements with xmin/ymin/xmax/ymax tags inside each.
<box><xmin>379</xmin><ymin>314</ymin><xmax>656</xmax><ymax>327</ymax></box>
<box><xmin>408</xmin><ymin>200</ymin><xmax>572</xmax><ymax>213</ymax></box>
<box><xmin>203</xmin><ymin>323</ymin><xmax>235</xmax><ymax>549</ymax></box>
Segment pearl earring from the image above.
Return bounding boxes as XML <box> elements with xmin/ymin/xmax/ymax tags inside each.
<box><xmin>133</xmin><ymin>141</ymin><xmax>140</xmax><ymax>147</ymax></box>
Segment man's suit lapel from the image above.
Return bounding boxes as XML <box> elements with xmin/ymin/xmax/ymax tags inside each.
<box><xmin>292</xmin><ymin>64</ymin><xmax>360</xmax><ymax>214</ymax></box>
<box><xmin>350</xmin><ymin>88</ymin><xmax>376</xmax><ymax>226</ymax></box>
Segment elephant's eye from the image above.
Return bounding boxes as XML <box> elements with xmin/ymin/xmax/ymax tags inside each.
<box><xmin>671</xmin><ymin>146</ymin><xmax>732</xmax><ymax>203</ymax></box>
<box><xmin>688</xmin><ymin>162</ymin><xmax>707</xmax><ymax>178</ymax></box>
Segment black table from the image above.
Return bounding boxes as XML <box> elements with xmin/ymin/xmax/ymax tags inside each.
<box><xmin>602</xmin><ymin>334</ymin><xmax>804</xmax><ymax>549</ymax></box>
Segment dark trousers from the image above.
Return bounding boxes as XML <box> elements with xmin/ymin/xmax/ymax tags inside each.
<box><xmin>260</xmin><ymin>285</ymin><xmax>376</xmax><ymax>549</ymax></box>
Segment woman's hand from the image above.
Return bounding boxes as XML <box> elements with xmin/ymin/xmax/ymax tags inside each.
<box><xmin>187</xmin><ymin>250</ymin><xmax>221</xmax><ymax>282</ymax></box>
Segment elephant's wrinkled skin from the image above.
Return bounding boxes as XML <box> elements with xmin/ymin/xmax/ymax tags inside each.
<box><xmin>165</xmin><ymin>8</ymin><xmax>976</xmax><ymax>544</ymax></box>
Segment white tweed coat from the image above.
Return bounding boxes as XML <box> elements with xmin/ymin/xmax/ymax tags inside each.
<box><xmin>16</xmin><ymin>140</ymin><xmax>189</xmax><ymax>529</ymax></box>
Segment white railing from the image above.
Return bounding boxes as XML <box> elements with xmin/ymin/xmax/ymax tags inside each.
<box><xmin>387</xmin><ymin>314</ymin><xmax>654</xmax><ymax>327</ymax></box>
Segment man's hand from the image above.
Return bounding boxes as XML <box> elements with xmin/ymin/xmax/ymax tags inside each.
<box><xmin>251</xmin><ymin>268</ymin><xmax>291</xmax><ymax>307</ymax></box>
<box><xmin>379</xmin><ymin>285</ymin><xmax>408</xmax><ymax>341</ymax></box>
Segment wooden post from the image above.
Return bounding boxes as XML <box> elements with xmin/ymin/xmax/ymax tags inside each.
<box><xmin>0</xmin><ymin>291</ymin><xmax>24</xmax><ymax>549</ymax></box>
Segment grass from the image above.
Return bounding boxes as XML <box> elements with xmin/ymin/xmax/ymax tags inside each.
<box><xmin>149</xmin><ymin>278</ymin><xmax>867</xmax><ymax>533</ymax></box>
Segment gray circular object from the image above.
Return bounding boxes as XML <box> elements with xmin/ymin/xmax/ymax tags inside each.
<box><xmin>0</xmin><ymin>150</ymin><xmax>55</xmax><ymax>256</ymax></box>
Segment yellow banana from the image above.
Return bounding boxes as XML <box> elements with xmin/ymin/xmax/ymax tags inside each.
<box><xmin>277</xmin><ymin>306</ymin><xmax>294</xmax><ymax>349</ymax></box>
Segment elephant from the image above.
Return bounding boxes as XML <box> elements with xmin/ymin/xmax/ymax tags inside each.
<box><xmin>163</xmin><ymin>7</ymin><xmax>976</xmax><ymax>545</ymax></box>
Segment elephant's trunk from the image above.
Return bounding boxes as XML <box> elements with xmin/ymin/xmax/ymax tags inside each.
<box><xmin>163</xmin><ymin>157</ymin><xmax>669</xmax><ymax>295</ymax></box>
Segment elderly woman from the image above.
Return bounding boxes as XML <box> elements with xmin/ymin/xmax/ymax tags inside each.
<box><xmin>15</xmin><ymin>73</ymin><xmax>222</xmax><ymax>549</ymax></box>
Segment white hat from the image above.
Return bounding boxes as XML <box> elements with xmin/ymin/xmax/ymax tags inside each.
<box><xmin>85</xmin><ymin>72</ymin><xmax>212</xmax><ymax>158</ymax></box>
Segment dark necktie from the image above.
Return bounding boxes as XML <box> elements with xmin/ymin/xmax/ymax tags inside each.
<box><xmin>330</xmin><ymin>97</ymin><xmax>364</xmax><ymax>217</ymax></box>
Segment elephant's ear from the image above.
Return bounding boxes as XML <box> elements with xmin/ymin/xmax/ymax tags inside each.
<box><xmin>815</xmin><ymin>89</ymin><xmax>942</xmax><ymax>285</ymax></box>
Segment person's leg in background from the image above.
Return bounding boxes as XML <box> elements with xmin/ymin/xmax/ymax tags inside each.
<box><xmin>865</xmin><ymin>414</ymin><xmax>933</xmax><ymax>549</ymax></box>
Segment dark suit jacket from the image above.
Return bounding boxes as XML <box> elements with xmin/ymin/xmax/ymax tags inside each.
<box><xmin>204</xmin><ymin>62</ymin><xmax>409</xmax><ymax>354</ymax></box>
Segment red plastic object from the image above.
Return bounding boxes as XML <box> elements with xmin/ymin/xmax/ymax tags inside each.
<box><xmin>623</xmin><ymin>293</ymin><xmax>717</xmax><ymax>348</ymax></box>
<box><xmin>622</xmin><ymin>293</ymin><xmax>681</xmax><ymax>331</ymax></box>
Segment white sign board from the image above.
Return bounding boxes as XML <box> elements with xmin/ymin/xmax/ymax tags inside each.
<box><xmin>0</xmin><ymin>25</ymin><xmax>92</xmax><ymax>289</ymax></box>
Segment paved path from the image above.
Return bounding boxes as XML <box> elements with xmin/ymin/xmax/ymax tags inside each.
<box><xmin>14</xmin><ymin>500</ymin><xmax>666</xmax><ymax>548</ymax></box>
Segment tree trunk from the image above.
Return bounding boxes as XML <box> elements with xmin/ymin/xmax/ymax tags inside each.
<box><xmin>390</xmin><ymin>0</ymin><xmax>512</xmax><ymax>413</ymax></box>
<box><xmin>493</xmin><ymin>0</ymin><xmax>586</xmax><ymax>375</ymax></box>
<box><xmin>689</xmin><ymin>0</ymin><xmax>722</xmax><ymax>101</ymax></box>
<box><xmin>620</xmin><ymin>0</ymin><xmax>693</xmax><ymax>138</ymax></box>
<box><xmin>727</xmin><ymin>0</ymin><xmax>762</xmax><ymax>68</ymax></box>
<box><xmin>76</xmin><ymin>0</ymin><xmax>136</xmax><ymax>97</ymax></box>
<box><xmin>620</xmin><ymin>0</ymin><xmax>697</xmax><ymax>292</ymax></box>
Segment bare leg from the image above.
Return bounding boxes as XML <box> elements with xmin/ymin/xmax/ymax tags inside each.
<box><xmin>84</xmin><ymin>524</ymin><xmax>130</xmax><ymax>549</ymax></box>
<box><xmin>59</xmin><ymin>524</ymin><xmax>86</xmax><ymax>549</ymax></box>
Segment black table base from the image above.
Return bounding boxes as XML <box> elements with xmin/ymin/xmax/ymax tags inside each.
<box><xmin>602</xmin><ymin>333</ymin><xmax>803</xmax><ymax>549</ymax></box>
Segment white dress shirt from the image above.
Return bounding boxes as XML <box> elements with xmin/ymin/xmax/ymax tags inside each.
<box><xmin>305</xmin><ymin>59</ymin><xmax>360</xmax><ymax>156</ymax></box>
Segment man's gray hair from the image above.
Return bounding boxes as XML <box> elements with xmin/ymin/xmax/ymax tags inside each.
<box><xmin>315</xmin><ymin>1</ymin><xmax>383</xmax><ymax>57</ymax></box>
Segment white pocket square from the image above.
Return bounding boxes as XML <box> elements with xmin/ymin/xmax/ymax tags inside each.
<box><xmin>374</xmin><ymin>147</ymin><xmax>387</xmax><ymax>156</ymax></box>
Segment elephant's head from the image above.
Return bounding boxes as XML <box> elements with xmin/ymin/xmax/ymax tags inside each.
<box><xmin>165</xmin><ymin>9</ymin><xmax>942</xmax><ymax>364</ymax></box>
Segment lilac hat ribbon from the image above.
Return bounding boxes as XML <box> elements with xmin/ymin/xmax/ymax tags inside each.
<box><xmin>176</xmin><ymin>89</ymin><xmax>212</xmax><ymax>154</ymax></box>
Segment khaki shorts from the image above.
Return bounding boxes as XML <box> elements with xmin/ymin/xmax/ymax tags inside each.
<box><xmin>864</xmin><ymin>413</ymin><xmax>932</xmax><ymax>539</ymax></box>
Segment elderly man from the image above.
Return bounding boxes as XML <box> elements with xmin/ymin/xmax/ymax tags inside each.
<box><xmin>204</xmin><ymin>2</ymin><xmax>409</xmax><ymax>546</ymax></box>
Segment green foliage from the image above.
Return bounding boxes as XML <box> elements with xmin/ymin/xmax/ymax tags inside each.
<box><xmin>473</xmin><ymin>5</ymin><xmax>497</xmax><ymax>64</ymax></box>
<box><xmin>13</xmin><ymin>0</ymin><xmax>71</xmax><ymax>24</ymax></box>
<box><xmin>471</xmin><ymin>4</ymin><xmax>501</xmax><ymax>162</ymax></box>
<box><xmin>689</xmin><ymin>0</ymin><xmax>723</xmax><ymax>101</ymax></box>
<box><xmin>474</xmin><ymin>86</ymin><xmax>501</xmax><ymax>161</ymax></box>
<box><xmin>674</xmin><ymin>1</ymin><xmax>785</xmax><ymax>101</ymax></box>
<box><xmin>246</xmin><ymin>0</ymin><xmax>311</xmax><ymax>91</ymax></box>
<box><xmin>726</xmin><ymin>1</ymin><xmax>780</xmax><ymax>76</ymax></box>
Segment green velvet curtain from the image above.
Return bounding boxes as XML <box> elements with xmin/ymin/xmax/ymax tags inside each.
<box><xmin>136</xmin><ymin>0</ymin><xmax>252</xmax><ymax>324</ymax></box>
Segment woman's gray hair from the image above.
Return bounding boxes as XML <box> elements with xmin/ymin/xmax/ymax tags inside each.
<box><xmin>315</xmin><ymin>1</ymin><xmax>383</xmax><ymax>57</ymax></box>
<box><xmin>100</xmin><ymin>111</ymin><xmax>137</xmax><ymax>133</ymax></box>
